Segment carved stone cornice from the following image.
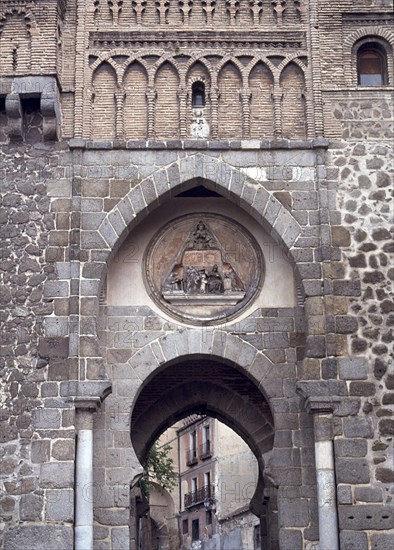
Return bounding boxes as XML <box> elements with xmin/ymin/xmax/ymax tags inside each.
<box><xmin>63</xmin><ymin>380</ymin><xmax>112</xmax><ymax>404</ymax></box>
<box><xmin>303</xmin><ymin>396</ymin><xmax>361</xmax><ymax>417</ymax></box>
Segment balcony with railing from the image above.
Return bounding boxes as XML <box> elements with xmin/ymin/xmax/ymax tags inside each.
<box><xmin>186</xmin><ymin>448</ymin><xmax>198</xmax><ymax>466</ymax></box>
<box><xmin>200</xmin><ymin>440</ymin><xmax>212</xmax><ymax>459</ymax></box>
<box><xmin>184</xmin><ymin>484</ymin><xmax>215</xmax><ymax>508</ymax></box>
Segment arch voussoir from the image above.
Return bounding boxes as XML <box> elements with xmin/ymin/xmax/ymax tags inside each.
<box><xmin>141</xmin><ymin>176</ymin><xmax>160</xmax><ymax>210</ymax></box>
<box><xmin>153</xmin><ymin>164</ymin><xmax>173</xmax><ymax>197</ymax></box>
<box><xmin>236</xmin><ymin>340</ymin><xmax>259</xmax><ymax>371</ymax></box>
<box><xmin>128</xmin><ymin>344</ymin><xmax>160</xmax><ymax>385</ymax></box>
<box><xmin>210</xmin><ymin>330</ymin><xmax>228</xmax><ymax>358</ymax></box>
<box><xmin>157</xmin><ymin>332</ymin><xmax>186</xmax><ymax>364</ymax></box>
<box><xmin>248</xmin><ymin>354</ymin><xmax>273</xmax><ymax>392</ymax></box>
<box><xmin>97</xmin><ymin>156</ymin><xmax>302</xmax><ymax>269</ymax></box>
<box><xmin>116</xmin><ymin>194</ymin><xmax>136</xmax><ymax>226</ymax></box>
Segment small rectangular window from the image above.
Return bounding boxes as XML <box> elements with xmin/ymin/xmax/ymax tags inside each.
<box><xmin>206</xmin><ymin>510</ymin><xmax>212</xmax><ymax>525</ymax></box>
<box><xmin>192</xmin><ymin>519</ymin><xmax>199</xmax><ymax>541</ymax></box>
<box><xmin>182</xmin><ymin>519</ymin><xmax>188</xmax><ymax>534</ymax></box>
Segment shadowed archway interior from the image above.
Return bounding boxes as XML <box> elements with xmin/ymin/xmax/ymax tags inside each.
<box><xmin>130</xmin><ymin>357</ymin><xmax>278</xmax><ymax>544</ymax></box>
<box><xmin>130</xmin><ymin>358</ymin><xmax>274</xmax><ymax>463</ymax></box>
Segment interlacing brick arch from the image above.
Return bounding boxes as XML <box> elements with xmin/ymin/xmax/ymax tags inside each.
<box><xmin>0</xmin><ymin>7</ymin><xmax>35</xmax><ymax>74</ymax></box>
<box><xmin>184</xmin><ymin>56</ymin><xmax>214</xmax><ymax>79</ymax></box>
<box><xmin>0</xmin><ymin>6</ymin><xmax>35</xmax><ymax>32</ymax></box>
<box><xmin>88</xmin><ymin>51</ymin><xmax>309</xmax><ymax>140</ymax></box>
<box><xmin>343</xmin><ymin>27</ymin><xmax>394</xmax><ymax>86</ymax></box>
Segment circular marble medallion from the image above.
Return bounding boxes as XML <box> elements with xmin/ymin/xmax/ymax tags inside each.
<box><xmin>144</xmin><ymin>214</ymin><xmax>264</xmax><ymax>325</ymax></box>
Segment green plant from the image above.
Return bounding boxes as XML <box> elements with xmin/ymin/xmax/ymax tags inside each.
<box><xmin>141</xmin><ymin>442</ymin><xmax>177</xmax><ymax>497</ymax></box>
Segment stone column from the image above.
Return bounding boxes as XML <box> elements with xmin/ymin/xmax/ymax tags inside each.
<box><xmin>74</xmin><ymin>398</ymin><xmax>100</xmax><ymax>550</ymax></box>
<box><xmin>306</xmin><ymin>397</ymin><xmax>339</xmax><ymax>550</ymax></box>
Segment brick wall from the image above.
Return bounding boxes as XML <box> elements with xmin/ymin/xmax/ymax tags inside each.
<box><xmin>92</xmin><ymin>63</ymin><xmax>117</xmax><ymax>140</ymax></box>
<box><xmin>154</xmin><ymin>62</ymin><xmax>180</xmax><ymax>140</ymax></box>
<box><xmin>124</xmin><ymin>63</ymin><xmax>148</xmax><ymax>140</ymax></box>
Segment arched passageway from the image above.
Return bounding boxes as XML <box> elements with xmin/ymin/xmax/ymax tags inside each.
<box><xmin>90</xmin><ymin>171</ymin><xmax>320</xmax><ymax>549</ymax></box>
<box><xmin>130</xmin><ymin>357</ymin><xmax>278</xmax><ymax>549</ymax></box>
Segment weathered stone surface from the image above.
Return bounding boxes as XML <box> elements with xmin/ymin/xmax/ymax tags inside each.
<box><xmin>371</xmin><ymin>534</ymin><xmax>394</xmax><ymax>549</ymax></box>
<box><xmin>338</xmin><ymin>505</ymin><xmax>394</xmax><ymax>530</ymax></box>
<box><xmin>45</xmin><ymin>489</ymin><xmax>73</xmax><ymax>521</ymax></box>
<box><xmin>31</xmin><ymin>440</ymin><xmax>50</xmax><ymax>463</ymax></box>
<box><xmin>340</xmin><ymin>531</ymin><xmax>368</xmax><ymax>550</ymax></box>
<box><xmin>335</xmin><ymin>439</ymin><xmax>367</xmax><ymax>457</ymax></box>
<box><xmin>279</xmin><ymin>529</ymin><xmax>303</xmax><ymax>548</ymax></box>
<box><xmin>4</xmin><ymin>526</ymin><xmax>73</xmax><ymax>550</ymax></box>
<box><xmin>338</xmin><ymin>357</ymin><xmax>368</xmax><ymax>380</ymax></box>
<box><xmin>51</xmin><ymin>439</ymin><xmax>74</xmax><ymax>461</ymax></box>
<box><xmin>336</xmin><ymin>459</ymin><xmax>370</xmax><ymax>484</ymax></box>
<box><xmin>343</xmin><ymin>418</ymin><xmax>374</xmax><ymax>438</ymax></box>
<box><xmin>278</xmin><ymin>499</ymin><xmax>310</xmax><ymax>527</ymax></box>
<box><xmin>19</xmin><ymin>494</ymin><xmax>43</xmax><ymax>521</ymax></box>
<box><xmin>32</xmin><ymin>408</ymin><xmax>61</xmax><ymax>429</ymax></box>
<box><xmin>111</xmin><ymin>527</ymin><xmax>130</xmax><ymax>549</ymax></box>
<box><xmin>375</xmin><ymin>468</ymin><xmax>394</xmax><ymax>483</ymax></box>
<box><xmin>40</xmin><ymin>462</ymin><xmax>74</xmax><ymax>488</ymax></box>
<box><xmin>94</xmin><ymin>507</ymin><xmax>130</xmax><ymax>526</ymax></box>
<box><xmin>349</xmin><ymin>382</ymin><xmax>375</xmax><ymax>396</ymax></box>
<box><xmin>354</xmin><ymin>486</ymin><xmax>382</xmax><ymax>503</ymax></box>
<box><xmin>378</xmin><ymin>418</ymin><xmax>394</xmax><ymax>435</ymax></box>
<box><xmin>337</xmin><ymin>485</ymin><xmax>352</xmax><ymax>505</ymax></box>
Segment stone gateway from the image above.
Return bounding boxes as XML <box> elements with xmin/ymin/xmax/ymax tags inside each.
<box><xmin>0</xmin><ymin>1</ymin><xmax>393</xmax><ymax>550</ymax></box>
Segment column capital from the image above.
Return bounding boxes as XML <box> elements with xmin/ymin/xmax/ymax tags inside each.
<box><xmin>73</xmin><ymin>397</ymin><xmax>102</xmax><ymax>429</ymax></box>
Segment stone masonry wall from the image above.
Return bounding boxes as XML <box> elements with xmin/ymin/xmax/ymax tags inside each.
<box><xmin>0</xmin><ymin>143</ymin><xmax>75</xmax><ymax>549</ymax></box>
<box><xmin>324</xmin><ymin>92</ymin><xmax>394</xmax><ymax>548</ymax></box>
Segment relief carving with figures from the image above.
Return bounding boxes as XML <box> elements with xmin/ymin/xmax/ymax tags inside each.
<box><xmin>144</xmin><ymin>214</ymin><xmax>263</xmax><ymax>324</ymax></box>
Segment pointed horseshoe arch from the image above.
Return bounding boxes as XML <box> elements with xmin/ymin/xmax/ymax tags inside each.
<box><xmin>123</xmin><ymin>330</ymin><xmax>277</xmax><ymax>531</ymax></box>
<box><xmin>96</xmin><ymin>155</ymin><xmax>304</xmax><ymax>294</ymax></box>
